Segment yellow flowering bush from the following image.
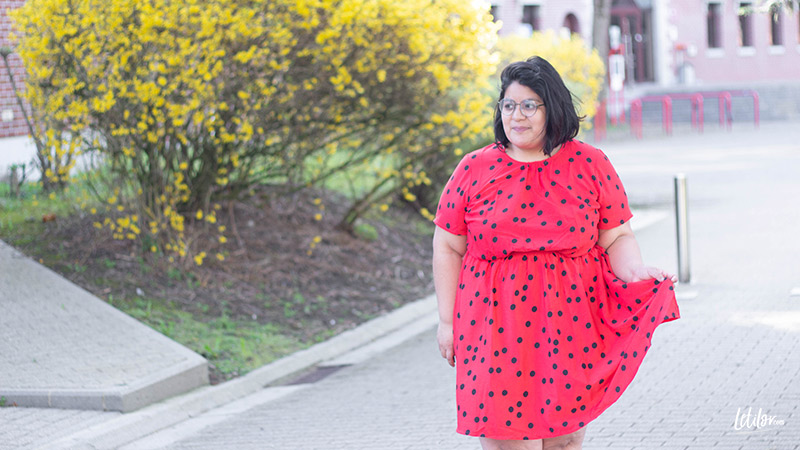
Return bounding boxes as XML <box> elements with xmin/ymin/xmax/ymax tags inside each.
<box><xmin>10</xmin><ymin>0</ymin><xmax>498</xmax><ymax>259</ymax></box>
<box><xmin>495</xmin><ymin>31</ymin><xmax>606</xmax><ymax>129</ymax></box>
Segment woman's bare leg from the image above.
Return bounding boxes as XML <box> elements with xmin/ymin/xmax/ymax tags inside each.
<box><xmin>479</xmin><ymin>425</ymin><xmax>587</xmax><ymax>450</ymax></box>
<box><xmin>479</xmin><ymin>437</ymin><xmax>543</xmax><ymax>450</ymax></box>
<box><xmin>541</xmin><ymin>426</ymin><xmax>587</xmax><ymax>450</ymax></box>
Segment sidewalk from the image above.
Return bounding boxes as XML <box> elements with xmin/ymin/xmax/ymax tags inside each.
<box><xmin>2</xmin><ymin>122</ymin><xmax>800</xmax><ymax>449</ymax></box>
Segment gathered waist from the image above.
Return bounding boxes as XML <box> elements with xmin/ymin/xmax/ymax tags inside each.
<box><xmin>463</xmin><ymin>245</ymin><xmax>605</xmax><ymax>263</ymax></box>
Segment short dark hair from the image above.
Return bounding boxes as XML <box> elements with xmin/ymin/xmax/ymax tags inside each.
<box><xmin>493</xmin><ymin>56</ymin><xmax>583</xmax><ymax>156</ymax></box>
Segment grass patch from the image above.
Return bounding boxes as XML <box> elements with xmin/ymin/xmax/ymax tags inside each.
<box><xmin>118</xmin><ymin>296</ymin><xmax>308</xmax><ymax>379</ymax></box>
<box><xmin>353</xmin><ymin>221</ymin><xmax>379</xmax><ymax>241</ymax></box>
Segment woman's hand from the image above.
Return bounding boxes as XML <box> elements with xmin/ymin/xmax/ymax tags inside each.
<box><xmin>626</xmin><ymin>265</ymin><xmax>678</xmax><ymax>283</ymax></box>
<box><xmin>437</xmin><ymin>321</ymin><xmax>455</xmax><ymax>367</ymax></box>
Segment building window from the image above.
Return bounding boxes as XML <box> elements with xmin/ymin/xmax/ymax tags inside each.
<box><xmin>522</xmin><ymin>5</ymin><xmax>541</xmax><ymax>31</ymax></box>
<box><xmin>707</xmin><ymin>3</ymin><xmax>722</xmax><ymax>48</ymax></box>
<box><xmin>489</xmin><ymin>5</ymin><xmax>499</xmax><ymax>23</ymax></box>
<box><xmin>563</xmin><ymin>13</ymin><xmax>580</xmax><ymax>35</ymax></box>
<box><xmin>769</xmin><ymin>4</ymin><xmax>783</xmax><ymax>46</ymax></box>
<box><xmin>738</xmin><ymin>2</ymin><xmax>754</xmax><ymax>47</ymax></box>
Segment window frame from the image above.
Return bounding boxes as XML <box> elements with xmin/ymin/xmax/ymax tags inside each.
<box><xmin>768</xmin><ymin>3</ymin><xmax>784</xmax><ymax>47</ymax></box>
<box><xmin>707</xmin><ymin>2</ymin><xmax>723</xmax><ymax>49</ymax></box>
<box><xmin>522</xmin><ymin>4</ymin><xmax>541</xmax><ymax>31</ymax></box>
<box><xmin>738</xmin><ymin>1</ymin><xmax>755</xmax><ymax>48</ymax></box>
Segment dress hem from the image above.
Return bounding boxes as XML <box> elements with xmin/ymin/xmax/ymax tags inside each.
<box><xmin>454</xmin><ymin>303</ymin><xmax>681</xmax><ymax>441</ymax></box>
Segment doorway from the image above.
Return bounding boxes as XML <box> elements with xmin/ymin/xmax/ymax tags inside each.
<box><xmin>610</xmin><ymin>0</ymin><xmax>655</xmax><ymax>83</ymax></box>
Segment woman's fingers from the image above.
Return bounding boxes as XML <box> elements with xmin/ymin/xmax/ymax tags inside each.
<box><xmin>654</xmin><ymin>267</ymin><xmax>678</xmax><ymax>282</ymax></box>
<box><xmin>437</xmin><ymin>323</ymin><xmax>456</xmax><ymax>367</ymax></box>
<box><xmin>629</xmin><ymin>266</ymin><xmax>678</xmax><ymax>283</ymax></box>
<box><xmin>438</xmin><ymin>342</ymin><xmax>455</xmax><ymax>366</ymax></box>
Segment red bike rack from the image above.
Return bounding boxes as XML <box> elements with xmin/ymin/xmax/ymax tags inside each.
<box><xmin>662</xmin><ymin>93</ymin><xmax>705</xmax><ymax>133</ymax></box>
<box><xmin>630</xmin><ymin>90</ymin><xmax>759</xmax><ymax>138</ymax></box>
<box><xmin>630</xmin><ymin>95</ymin><xmax>673</xmax><ymax>139</ymax></box>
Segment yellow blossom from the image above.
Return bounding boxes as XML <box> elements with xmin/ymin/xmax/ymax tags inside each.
<box><xmin>193</xmin><ymin>252</ymin><xmax>206</xmax><ymax>266</ymax></box>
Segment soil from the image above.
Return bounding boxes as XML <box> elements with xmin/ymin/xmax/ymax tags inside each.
<box><xmin>10</xmin><ymin>186</ymin><xmax>435</xmax><ymax>384</ymax></box>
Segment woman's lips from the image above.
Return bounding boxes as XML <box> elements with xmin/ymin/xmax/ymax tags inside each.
<box><xmin>511</xmin><ymin>127</ymin><xmax>529</xmax><ymax>133</ymax></box>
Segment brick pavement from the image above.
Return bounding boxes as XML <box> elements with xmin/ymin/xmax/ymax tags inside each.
<box><xmin>0</xmin><ymin>407</ymin><xmax>119</xmax><ymax>449</ymax></box>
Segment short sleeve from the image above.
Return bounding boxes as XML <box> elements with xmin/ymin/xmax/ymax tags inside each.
<box><xmin>433</xmin><ymin>154</ymin><xmax>473</xmax><ymax>236</ymax></box>
<box><xmin>595</xmin><ymin>150</ymin><xmax>633</xmax><ymax>229</ymax></box>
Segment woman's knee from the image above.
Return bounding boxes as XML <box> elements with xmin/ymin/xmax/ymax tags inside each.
<box><xmin>541</xmin><ymin>427</ymin><xmax>587</xmax><ymax>450</ymax></box>
<box><xmin>480</xmin><ymin>437</ymin><xmax>543</xmax><ymax>450</ymax></box>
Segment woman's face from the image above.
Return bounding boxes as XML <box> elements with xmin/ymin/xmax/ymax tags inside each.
<box><xmin>501</xmin><ymin>81</ymin><xmax>547</xmax><ymax>153</ymax></box>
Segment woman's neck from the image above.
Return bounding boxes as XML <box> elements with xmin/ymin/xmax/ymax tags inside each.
<box><xmin>507</xmin><ymin>144</ymin><xmax>557</xmax><ymax>163</ymax></box>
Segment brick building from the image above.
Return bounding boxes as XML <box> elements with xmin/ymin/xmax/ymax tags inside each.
<box><xmin>0</xmin><ymin>0</ymin><xmax>27</xmax><ymax>138</ymax></box>
<box><xmin>490</xmin><ymin>0</ymin><xmax>800</xmax><ymax>88</ymax></box>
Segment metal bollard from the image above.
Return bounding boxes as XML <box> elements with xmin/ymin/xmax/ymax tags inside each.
<box><xmin>674</xmin><ymin>174</ymin><xmax>691</xmax><ymax>283</ymax></box>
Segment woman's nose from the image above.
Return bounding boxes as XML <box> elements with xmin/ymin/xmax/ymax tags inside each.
<box><xmin>511</xmin><ymin>104</ymin><xmax>526</xmax><ymax>120</ymax></box>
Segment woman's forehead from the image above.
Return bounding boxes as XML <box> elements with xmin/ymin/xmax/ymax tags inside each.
<box><xmin>504</xmin><ymin>82</ymin><xmax>542</xmax><ymax>101</ymax></box>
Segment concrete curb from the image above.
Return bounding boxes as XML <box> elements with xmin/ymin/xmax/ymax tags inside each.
<box><xmin>0</xmin><ymin>360</ymin><xmax>209</xmax><ymax>413</ymax></box>
<box><xmin>42</xmin><ymin>293</ymin><xmax>437</xmax><ymax>449</ymax></box>
<box><xmin>0</xmin><ymin>240</ymin><xmax>209</xmax><ymax>413</ymax></box>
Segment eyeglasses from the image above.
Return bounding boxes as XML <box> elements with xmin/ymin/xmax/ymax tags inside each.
<box><xmin>498</xmin><ymin>98</ymin><xmax>545</xmax><ymax>117</ymax></box>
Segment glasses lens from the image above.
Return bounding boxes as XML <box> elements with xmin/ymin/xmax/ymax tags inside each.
<box><xmin>521</xmin><ymin>100</ymin><xmax>539</xmax><ymax>116</ymax></box>
<box><xmin>500</xmin><ymin>99</ymin><xmax>515</xmax><ymax>115</ymax></box>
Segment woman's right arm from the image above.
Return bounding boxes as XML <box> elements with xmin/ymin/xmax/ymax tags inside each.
<box><xmin>432</xmin><ymin>226</ymin><xmax>467</xmax><ymax>367</ymax></box>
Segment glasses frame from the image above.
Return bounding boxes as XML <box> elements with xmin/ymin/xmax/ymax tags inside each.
<box><xmin>498</xmin><ymin>98</ymin><xmax>545</xmax><ymax>117</ymax></box>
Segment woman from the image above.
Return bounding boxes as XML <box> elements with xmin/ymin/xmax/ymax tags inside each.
<box><xmin>432</xmin><ymin>56</ymin><xmax>681</xmax><ymax>450</ymax></box>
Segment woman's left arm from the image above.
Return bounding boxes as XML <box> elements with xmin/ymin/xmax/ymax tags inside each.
<box><xmin>597</xmin><ymin>222</ymin><xmax>678</xmax><ymax>283</ymax></box>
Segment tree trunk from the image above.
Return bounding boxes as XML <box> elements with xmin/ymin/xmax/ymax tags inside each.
<box><xmin>592</xmin><ymin>0</ymin><xmax>613</xmax><ymax>101</ymax></box>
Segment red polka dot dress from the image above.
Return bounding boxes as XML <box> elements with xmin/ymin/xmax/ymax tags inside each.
<box><xmin>434</xmin><ymin>140</ymin><xmax>680</xmax><ymax>440</ymax></box>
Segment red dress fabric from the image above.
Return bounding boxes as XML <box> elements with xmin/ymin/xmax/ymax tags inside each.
<box><xmin>434</xmin><ymin>140</ymin><xmax>680</xmax><ymax>440</ymax></box>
